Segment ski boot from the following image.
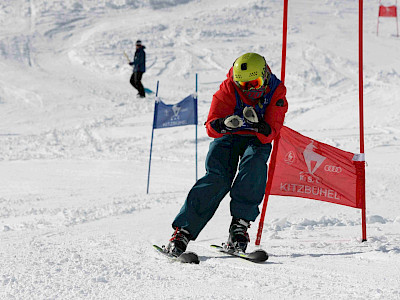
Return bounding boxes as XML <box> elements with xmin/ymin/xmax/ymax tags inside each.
<box><xmin>226</xmin><ymin>218</ymin><xmax>250</xmax><ymax>253</ymax></box>
<box><xmin>166</xmin><ymin>228</ymin><xmax>191</xmax><ymax>257</ymax></box>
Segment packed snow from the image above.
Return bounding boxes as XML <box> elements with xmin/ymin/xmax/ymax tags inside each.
<box><xmin>1</xmin><ymin>0</ymin><xmax>400</xmax><ymax>299</ymax></box>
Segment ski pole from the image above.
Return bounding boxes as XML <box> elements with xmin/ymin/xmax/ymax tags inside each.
<box><xmin>123</xmin><ymin>51</ymin><xmax>130</xmax><ymax>63</ymax></box>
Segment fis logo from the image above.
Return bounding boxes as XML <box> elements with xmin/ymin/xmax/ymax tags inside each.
<box><xmin>284</xmin><ymin>151</ymin><xmax>296</xmax><ymax>165</ymax></box>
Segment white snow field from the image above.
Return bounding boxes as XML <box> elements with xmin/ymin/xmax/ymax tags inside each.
<box><xmin>1</xmin><ymin>0</ymin><xmax>400</xmax><ymax>299</ymax></box>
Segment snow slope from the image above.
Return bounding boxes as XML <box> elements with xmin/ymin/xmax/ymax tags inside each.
<box><xmin>1</xmin><ymin>0</ymin><xmax>400</xmax><ymax>299</ymax></box>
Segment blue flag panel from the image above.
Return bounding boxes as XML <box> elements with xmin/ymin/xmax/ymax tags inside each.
<box><xmin>153</xmin><ymin>94</ymin><xmax>197</xmax><ymax>129</ymax></box>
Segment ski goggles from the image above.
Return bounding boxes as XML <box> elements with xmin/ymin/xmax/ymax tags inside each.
<box><xmin>235</xmin><ymin>76</ymin><xmax>264</xmax><ymax>91</ymax></box>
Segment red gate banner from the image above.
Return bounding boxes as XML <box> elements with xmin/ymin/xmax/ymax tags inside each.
<box><xmin>255</xmin><ymin>0</ymin><xmax>367</xmax><ymax>245</ymax></box>
<box><xmin>379</xmin><ymin>5</ymin><xmax>397</xmax><ymax>17</ymax></box>
<box><xmin>269</xmin><ymin>126</ymin><xmax>364</xmax><ymax>208</ymax></box>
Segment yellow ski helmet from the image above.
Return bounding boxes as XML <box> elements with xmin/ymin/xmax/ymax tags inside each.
<box><xmin>233</xmin><ymin>53</ymin><xmax>270</xmax><ymax>88</ymax></box>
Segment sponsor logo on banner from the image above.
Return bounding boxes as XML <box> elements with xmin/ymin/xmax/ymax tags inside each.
<box><xmin>172</xmin><ymin>104</ymin><xmax>181</xmax><ymax>117</ymax></box>
<box><xmin>161</xmin><ymin>105</ymin><xmax>190</xmax><ymax>127</ymax></box>
<box><xmin>278</xmin><ymin>140</ymin><xmax>343</xmax><ymax>201</ymax></box>
<box><xmin>303</xmin><ymin>141</ymin><xmax>326</xmax><ymax>175</ymax></box>
<box><xmin>324</xmin><ymin>165</ymin><xmax>342</xmax><ymax>173</ymax></box>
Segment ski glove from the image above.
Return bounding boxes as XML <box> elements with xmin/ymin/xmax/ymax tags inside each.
<box><xmin>224</xmin><ymin>115</ymin><xmax>244</xmax><ymax>130</ymax></box>
<box><xmin>256</xmin><ymin>119</ymin><xmax>271</xmax><ymax>136</ymax></box>
<box><xmin>210</xmin><ymin>115</ymin><xmax>243</xmax><ymax>133</ymax></box>
<box><xmin>243</xmin><ymin>106</ymin><xmax>258</xmax><ymax>124</ymax></box>
<box><xmin>243</xmin><ymin>106</ymin><xmax>271</xmax><ymax>136</ymax></box>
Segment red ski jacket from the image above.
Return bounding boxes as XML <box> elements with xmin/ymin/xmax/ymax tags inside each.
<box><xmin>205</xmin><ymin>67</ymin><xmax>288</xmax><ymax>144</ymax></box>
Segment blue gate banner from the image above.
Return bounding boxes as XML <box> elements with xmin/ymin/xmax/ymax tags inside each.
<box><xmin>153</xmin><ymin>94</ymin><xmax>197</xmax><ymax>129</ymax></box>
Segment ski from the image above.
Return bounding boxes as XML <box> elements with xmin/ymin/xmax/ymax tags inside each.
<box><xmin>210</xmin><ymin>244</ymin><xmax>268</xmax><ymax>263</ymax></box>
<box><xmin>153</xmin><ymin>245</ymin><xmax>200</xmax><ymax>264</ymax></box>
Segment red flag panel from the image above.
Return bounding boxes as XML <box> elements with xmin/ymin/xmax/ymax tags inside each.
<box><xmin>269</xmin><ymin>126</ymin><xmax>363</xmax><ymax>208</ymax></box>
<box><xmin>379</xmin><ymin>5</ymin><xmax>397</xmax><ymax>17</ymax></box>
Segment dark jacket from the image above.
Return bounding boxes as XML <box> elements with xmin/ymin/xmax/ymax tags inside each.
<box><xmin>132</xmin><ymin>46</ymin><xmax>146</xmax><ymax>73</ymax></box>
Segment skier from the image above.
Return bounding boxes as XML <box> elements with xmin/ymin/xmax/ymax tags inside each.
<box><xmin>129</xmin><ymin>40</ymin><xmax>146</xmax><ymax>98</ymax></box>
<box><xmin>166</xmin><ymin>53</ymin><xmax>288</xmax><ymax>257</ymax></box>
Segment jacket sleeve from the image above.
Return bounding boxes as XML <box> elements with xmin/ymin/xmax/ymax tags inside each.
<box><xmin>256</xmin><ymin>83</ymin><xmax>288</xmax><ymax>143</ymax></box>
<box><xmin>205</xmin><ymin>81</ymin><xmax>236</xmax><ymax>138</ymax></box>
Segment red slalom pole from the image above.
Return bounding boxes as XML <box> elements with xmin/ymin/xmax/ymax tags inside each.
<box><xmin>255</xmin><ymin>135</ymin><xmax>280</xmax><ymax>246</ymax></box>
<box><xmin>256</xmin><ymin>0</ymin><xmax>289</xmax><ymax>246</ymax></box>
<box><xmin>397</xmin><ymin>0</ymin><xmax>399</xmax><ymax>37</ymax></box>
<box><xmin>377</xmin><ymin>0</ymin><xmax>381</xmax><ymax>36</ymax></box>
<box><xmin>281</xmin><ymin>0</ymin><xmax>289</xmax><ymax>83</ymax></box>
<box><xmin>359</xmin><ymin>0</ymin><xmax>367</xmax><ymax>242</ymax></box>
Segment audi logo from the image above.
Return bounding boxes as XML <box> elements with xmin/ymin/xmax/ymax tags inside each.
<box><xmin>324</xmin><ymin>165</ymin><xmax>342</xmax><ymax>173</ymax></box>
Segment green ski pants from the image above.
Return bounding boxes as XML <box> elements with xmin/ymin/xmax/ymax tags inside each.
<box><xmin>172</xmin><ymin>134</ymin><xmax>272</xmax><ymax>239</ymax></box>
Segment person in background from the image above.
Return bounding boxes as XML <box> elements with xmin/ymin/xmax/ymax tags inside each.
<box><xmin>129</xmin><ymin>40</ymin><xmax>146</xmax><ymax>98</ymax></box>
<box><xmin>165</xmin><ymin>53</ymin><xmax>289</xmax><ymax>257</ymax></box>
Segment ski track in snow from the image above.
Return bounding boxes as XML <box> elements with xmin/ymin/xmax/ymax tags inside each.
<box><xmin>1</xmin><ymin>0</ymin><xmax>400</xmax><ymax>299</ymax></box>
